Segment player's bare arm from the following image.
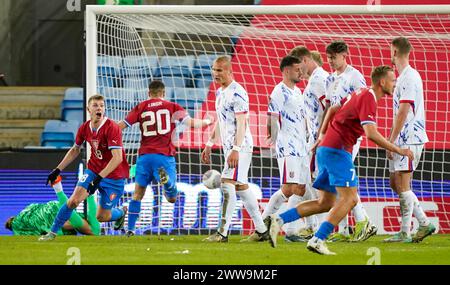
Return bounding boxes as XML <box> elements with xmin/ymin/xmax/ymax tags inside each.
<box><xmin>201</xmin><ymin>122</ymin><xmax>219</xmax><ymax>164</ymax></box>
<box><xmin>312</xmin><ymin>104</ymin><xmax>340</xmax><ymax>153</ymax></box>
<box><xmin>363</xmin><ymin>123</ymin><xmax>414</xmax><ymax>161</ymax></box>
<box><xmin>117</xmin><ymin>120</ymin><xmax>128</xmax><ymax>130</ymax></box>
<box><xmin>266</xmin><ymin>112</ymin><xmax>279</xmax><ymax>146</ymax></box>
<box><xmin>227</xmin><ymin>113</ymin><xmax>246</xmax><ymax>168</ymax></box>
<box><xmin>387</xmin><ymin>102</ymin><xmax>410</xmax><ymax>159</ymax></box>
<box><xmin>98</xmin><ymin>148</ymin><xmax>123</xmax><ymax>178</ymax></box>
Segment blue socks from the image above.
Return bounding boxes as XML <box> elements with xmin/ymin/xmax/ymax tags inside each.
<box><xmin>127</xmin><ymin>200</ymin><xmax>141</xmax><ymax>231</ymax></box>
<box><xmin>315</xmin><ymin>221</ymin><xmax>335</xmax><ymax>240</ymax></box>
<box><xmin>51</xmin><ymin>203</ymin><xmax>74</xmax><ymax>233</ymax></box>
<box><xmin>110</xmin><ymin>208</ymin><xmax>124</xmax><ymax>221</ymax></box>
<box><xmin>279</xmin><ymin>208</ymin><xmax>302</xmax><ymax>224</ymax></box>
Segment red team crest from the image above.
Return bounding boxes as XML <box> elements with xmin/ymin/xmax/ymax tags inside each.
<box><xmin>109</xmin><ymin>193</ymin><xmax>117</xmax><ymax>202</ymax></box>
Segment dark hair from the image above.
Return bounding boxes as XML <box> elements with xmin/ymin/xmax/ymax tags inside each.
<box><xmin>289</xmin><ymin>46</ymin><xmax>311</xmax><ymax>60</ymax></box>
<box><xmin>371</xmin><ymin>65</ymin><xmax>394</xmax><ymax>85</ymax></box>
<box><xmin>148</xmin><ymin>80</ymin><xmax>165</xmax><ymax>96</ymax></box>
<box><xmin>392</xmin><ymin>37</ymin><xmax>412</xmax><ymax>56</ymax></box>
<box><xmin>87</xmin><ymin>94</ymin><xmax>105</xmax><ymax>105</ymax></box>
<box><xmin>326</xmin><ymin>40</ymin><xmax>348</xmax><ymax>55</ymax></box>
<box><xmin>280</xmin><ymin>55</ymin><xmax>301</xmax><ymax>71</ymax></box>
<box><xmin>5</xmin><ymin>216</ymin><xmax>14</xmax><ymax>231</ymax></box>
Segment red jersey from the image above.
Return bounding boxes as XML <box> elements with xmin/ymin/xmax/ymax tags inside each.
<box><xmin>320</xmin><ymin>88</ymin><xmax>377</xmax><ymax>153</ymax></box>
<box><xmin>124</xmin><ymin>98</ymin><xmax>189</xmax><ymax>156</ymax></box>
<box><xmin>75</xmin><ymin>117</ymin><xmax>129</xmax><ymax>179</ymax></box>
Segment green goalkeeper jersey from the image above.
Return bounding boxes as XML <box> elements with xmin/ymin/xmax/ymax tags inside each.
<box><xmin>11</xmin><ymin>201</ymin><xmax>72</xmax><ymax>236</ymax></box>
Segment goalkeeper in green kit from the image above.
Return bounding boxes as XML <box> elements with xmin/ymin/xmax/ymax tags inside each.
<box><xmin>4</xmin><ymin>176</ymin><xmax>100</xmax><ymax>236</ymax></box>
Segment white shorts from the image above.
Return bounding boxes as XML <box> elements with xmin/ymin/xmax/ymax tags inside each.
<box><xmin>389</xmin><ymin>144</ymin><xmax>424</xmax><ymax>173</ymax></box>
<box><xmin>277</xmin><ymin>155</ymin><xmax>311</xmax><ymax>185</ymax></box>
<box><xmin>222</xmin><ymin>151</ymin><xmax>252</xmax><ymax>185</ymax></box>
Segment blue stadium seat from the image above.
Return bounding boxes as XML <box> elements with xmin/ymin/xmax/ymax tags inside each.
<box><xmin>161</xmin><ymin>76</ymin><xmax>187</xmax><ymax>88</ymax></box>
<box><xmin>64</xmin><ymin>88</ymin><xmax>83</xmax><ymax>101</ymax></box>
<box><xmin>61</xmin><ymin>88</ymin><xmax>84</xmax><ymax>123</ymax></box>
<box><xmin>97</xmin><ymin>55</ymin><xmax>122</xmax><ymax>76</ymax></box>
<box><xmin>121</xmin><ymin>55</ymin><xmax>158</xmax><ymax>78</ymax></box>
<box><xmin>172</xmin><ymin>88</ymin><xmax>209</xmax><ymax>117</ymax></box>
<box><xmin>63</xmin><ymin>108</ymin><xmax>83</xmax><ymax>123</ymax></box>
<box><xmin>41</xmin><ymin>120</ymin><xmax>79</xmax><ymax>147</ymax></box>
<box><xmin>154</xmin><ymin>55</ymin><xmax>196</xmax><ymax>77</ymax></box>
<box><xmin>123</xmin><ymin>78</ymin><xmax>150</xmax><ymax>90</ymax></box>
<box><xmin>194</xmin><ymin>76</ymin><xmax>213</xmax><ymax>88</ymax></box>
<box><xmin>97</xmin><ymin>76</ymin><xmax>117</xmax><ymax>87</ymax></box>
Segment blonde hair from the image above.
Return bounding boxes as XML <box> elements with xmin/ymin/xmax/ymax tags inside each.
<box><xmin>311</xmin><ymin>51</ymin><xmax>323</xmax><ymax>67</ymax></box>
<box><xmin>88</xmin><ymin>94</ymin><xmax>104</xmax><ymax>105</ymax></box>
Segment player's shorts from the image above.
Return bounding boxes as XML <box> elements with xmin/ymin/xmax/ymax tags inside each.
<box><xmin>389</xmin><ymin>144</ymin><xmax>424</xmax><ymax>173</ymax></box>
<box><xmin>135</xmin><ymin>153</ymin><xmax>178</xmax><ymax>199</ymax></box>
<box><xmin>77</xmin><ymin>169</ymin><xmax>125</xmax><ymax>210</ymax></box>
<box><xmin>312</xmin><ymin>146</ymin><xmax>358</xmax><ymax>194</ymax></box>
<box><xmin>277</xmin><ymin>155</ymin><xmax>311</xmax><ymax>185</ymax></box>
<box><xmin>222</xmin><ymin>151</ymin><xmax>252</xmax><ymax>185</ymax></box>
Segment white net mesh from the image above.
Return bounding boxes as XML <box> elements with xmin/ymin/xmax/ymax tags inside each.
<box><xmin>91</xmin><ymin>9</ymin><xmax>450</xmax><ymax>235</ymax></box>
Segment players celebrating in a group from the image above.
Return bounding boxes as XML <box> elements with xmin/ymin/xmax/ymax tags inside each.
<box><xmin>39</xmin><ymin>95</ymin><xmax>129</xmax><ymax>241</ymax></box>
<box><xmin>262</xmin><ymin>55</ymin><xmax>310</xmax><ymax>242</ymax></box>
<box><xmin>267</xmin><ymin>66</ymin><xmax>414</xmax><ymax>255</ymax></box>
<box><xmin>118</xmin><ymin>80</ymin><xmax>212</xmax><ymax>237</ymax></box>
<box><xmin>202</xmin><ymin>55</ymin><xmax>268</xmax><ymax>242</ymax></box>
<box><xmin>323</xmin><ymin>40</ymin><xmax>377</xmax><ymax>242</ymax></box>
<box><xmin>384</xmin><ymin>37</ymin><xmax>436</xmax><ymax>243</ymax></box>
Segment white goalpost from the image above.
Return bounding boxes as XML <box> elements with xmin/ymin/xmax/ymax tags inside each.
<box><xmin>85</xmin><ymin>4</ymin><xmax>450</xmax><ymax>236</ymax></box>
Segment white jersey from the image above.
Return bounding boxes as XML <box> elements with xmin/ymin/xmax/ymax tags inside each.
<box><xmin>393</xmin><ymin>65</ymin><xmax>429</xmax><ymax>146</ymax></box>
<box><xmin>303</xmin><ymin>67</ymin><xmax>329</xmax><ymax>144</ymax></box>
<box><xmin>215</xmin><ymin>80</ymin><xmax>253</xmax><ymax>153</ymax></box>
<box><xmin>326</xmin><ymin>65</ymin><xmax>366</xmax><ymax>106</ymax></box>
<box><xmin>268</xmin><ymin>82</ymin><xmax>308</xmax><ymax>158</ymax></box>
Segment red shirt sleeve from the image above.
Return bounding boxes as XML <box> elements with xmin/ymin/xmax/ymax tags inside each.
<box><xmin>107</xmin><ymin>122</ymin><xmax>124</xmax><ymax>149</ymax></box>
<box><xmin>358</xmin><ymin>92</ymin><xmax>377</xmax><ymax>126</ymax></box>
<box><xmin>124</xmin><ymin>103</ymin><xmax>141</xmax><ymax>127</ymax></box>
<box><xmin>75</xmin><ymin>124</ymin><xmax>85</xmax><ymax>146</ymax></box>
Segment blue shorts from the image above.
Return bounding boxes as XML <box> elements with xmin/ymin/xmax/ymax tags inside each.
<box><xmin>312</xmin><ymin>146</ymin><xmax>358</xmax><ymax>194</ymax></box>
<box><xmin>135</xmin><ymin>153</ymin><xmax>178</xmax><ymax>199</ymax></box>
<box><xmin>77</xmin><ymin>169</ymin><xmax>125</xmax><ymax>210</ymax></box>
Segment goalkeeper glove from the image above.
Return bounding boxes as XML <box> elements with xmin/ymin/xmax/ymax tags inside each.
<box><xmin>46</xmin><ymin>168</ymin><xmax>61</xmax><ymax>185</ymax></box>
<box><xmin>87</xmin><ymin>174</ymin><xmax>103</xmax><ymax>195</ymax></box>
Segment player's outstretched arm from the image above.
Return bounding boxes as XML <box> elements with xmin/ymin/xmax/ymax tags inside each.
<box><xmin>117</xmin><ymin>120</ymin><xmax>128</xmax><ymax>130</ymax></box>
<box><xmin>184</xmin><ymin>116</ymin><xmax>213</xmax><ymax>129</ymax></box>
<box><xmin>363</xmin><ymin>124</ymin><xmax>414</xmax><ymax>160</ymax></box>
<box><xmin>46</xmin><ymin>145</ymin><xmax>81</xmax><ymax>185</ymax></box>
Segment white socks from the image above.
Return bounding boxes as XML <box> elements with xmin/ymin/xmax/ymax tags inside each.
<box><xmin>284</xmin><ymin>194</ymin><xmax>304</xmax><ymax>236</ymax></box>
<box><xmin>237</xmin><ymin>189</ymin><xmax>267</xmax><ymax>233</ymax></box>
<box><xmin>52</xmin><ymin>181</ymin><xmax>63</xmax><ymax>193</ymax></box>
<box><xmin>399</xmin><ymin>190</ymin><xmax>430</xmax><ymax>234</ymax></box>
<box><xmin>217</xmin><ymin>183</ymin><xmax>236</xmax><ymax>237</ymax></box>
<box><xmin>353</xmin><ymin>196</ymin><xmax>369</xmax><ymax>223</ymax></box>
<box><xmin>262</xmin><ymin>189</ymin><xmax>287</xmax><ymax>219</ymax></box>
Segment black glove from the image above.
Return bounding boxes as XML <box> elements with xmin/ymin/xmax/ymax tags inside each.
<box><xmin>87</xmin><ymin>174</ymin><xmax>103</xmax><ymax>195</ymax></box>
<box><xmin>46</xmin><ymin>168</ymin><xmax>61</xmax><ymax>185</ymax></box>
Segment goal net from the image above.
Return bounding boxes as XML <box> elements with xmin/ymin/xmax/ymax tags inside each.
<box><xmin>86</xmin><ymin>5</ymin><xmax>450</xmax><ymax>236</ymax></box>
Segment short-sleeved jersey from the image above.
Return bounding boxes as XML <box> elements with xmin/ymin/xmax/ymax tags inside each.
<box><xmin>75</xmin><ymin>117</ymin><xmax>129</xmax><ymax>179</ymax></box>
<box><xmin>303</xmin><ymin>67</ymin><xmax>329</xmax><ymax>144</ymax></box>
<box><xmin>215</xmin><ymin>80</ymin><xmax>253</xmax><ymax>153</ymax></box>
<box><xmin>321</xmin><ymin>88</ymin><xmax>377</xmax><ymax>153</ymax></box>
<box><xmin>268</xmin><ymin>82</ymin><xmax>308</xmax><ymax>158</ymax></box>
<box><xmin>124</xmin><ymin>98</ymin><xmax>189</xmax><ymax>156</ymax></box>
<box><xmin>393</xmin><ymin>65</ymin><xmax>429</xmax><ymax>146</ymax></box>
<box><xmin>325</xmin><ymin>65</ymin><xmax>366</xmax><ymax>107</ymax></box>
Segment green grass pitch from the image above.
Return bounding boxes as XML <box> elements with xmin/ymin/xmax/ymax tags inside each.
<box><xmin>0</xmin><ymin>235</ymin><xmax>449</xmax><ymax>265</ymax></box>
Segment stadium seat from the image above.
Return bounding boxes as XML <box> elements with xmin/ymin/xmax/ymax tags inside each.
<box><xmin>97</xmin><ymin>55</ymin><xmax>122</xmax><ymax>76</ymax></box>
<box><xmin>194</xmin><ymin>76</ymin><xmax>213</xmax><ymax>88</ymax></box>
<box><xmin>62</xmin><ymin>108</ymin><xmax>83</xmax><ymax>123</ymax></box>
<box><xmin>161</xmin><ymin>76</ymin><xmax>187</xmax><ymax>88</ymax></box>
<box><xmin>172</xmin><ymin>88</ymin><xmax>209</xmax><ymax>117</ymax></box>
<box><xmin>121</xmin><ymin>55</ymin><xmax>158</xmax><ymax>78</ymax></box>
<box><xmin>192</xmin><ymin>54</ymin><xmax>218</xmax><ymax>88</ymax></box>
<box><xmin>153</xmin><ymin>55</ymin><xmax>196</xmax><ymax>77</ymax></box>
<box><xmin>123</xmin><ymin>77</ymin><xmax>150</xmax><ymax>90</ymax></box>
<box><xmin>40</xmin><ymin>120</ymin><xmax>79</xmax><ymax>147</ymax></box>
